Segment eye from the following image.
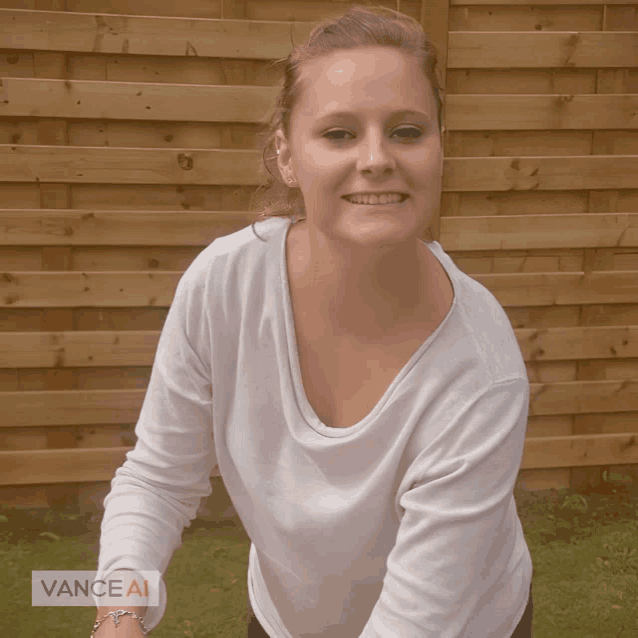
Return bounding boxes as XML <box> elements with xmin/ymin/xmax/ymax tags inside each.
<box><xmin>323</xmin><ymin>126</ymin><xmax>423</xmax><ymax>142</ymax></box>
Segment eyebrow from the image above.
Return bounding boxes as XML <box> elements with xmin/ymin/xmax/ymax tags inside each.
<box><xmin>315</xmin><ymin>109</ymin><xmax>431</xmax><ymax>122</ymax></box>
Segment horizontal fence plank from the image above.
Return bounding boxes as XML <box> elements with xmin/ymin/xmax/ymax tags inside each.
<box><xmin>1</xmin><ymin>211</ymin><xmax>637</xmax><ymax>250</ymax></box>
<box><xmin>0</xmin><ymin>447</ymin><xmax>221</xmax><ymax>485</ymax></box>
<box><xmin>1</xmin><ymin>433</ymin><xmax>636</xmax><ymax>486</ymax></box>
<box><xmin>521</xmin><ymin>433</ymin><xmax>638</xmax><ymax>470</ymax></box>
<box><xmin>2</xmin><ymin>270</ymin><xmax>638</xmax><ymax>308</ymax></box>
<box><xmin>2</xmin><ymin>79</ymin><xmax>636</xmax><ymax>131</ymax></box>
<box><xmin>0</xmin><ymin>272</ymin><xmax>181</xmax><ymax>307</ymax></box>
<box><xmin>441</xmin><ymin>213</ymin><xmax>638</xmax><ymax>251</ymax></box>
<box><xmin>528</xmin><ymin>380</ymin><xmax>638</xmax><ymax>417</ymax></box>
<box><xmin>0</xmin><ymin>380</ymin><xmax>637</xmax><ymax>428</ymax></box>
<box><xmin>0</xmin><ymin>325</ymin><xmax>637</xmax><ymax>368</ymax></box>
<box><xmin>0</xmin><ymin>145</ymin><xmax>262</xmax><ymax>186</ymax></box>
<box><xmin>447</xmin><ymin>32</ymin><xmax>636</xmax><ymax>68</ymax></box>
<box><xmin>0</xmin><ymin>9</ymin><xmax>318</xmax><ymax>60</ymax></box>
<box><xmin>1</xmin><ymin>146</ymin><xmax>637</xmax><ymax>190</ymax></box>
<box><xmin>1</xmin><ymin>389</ymin><xmax>143</xmax><ymax>427</ymax></box>
<box><xmin>0</xmin><ymin>10</ymin><xmax>634</xmax><ymax>67</ymax></box>
<box><xmin>0</xmin><ymin>330</ymin><xmax>162</xmax><ymax>368</ymax></box>
<box><xmin>0</xmin><ymin>79</ymin><xmax>277</xmax><ymax>126</ymax></box>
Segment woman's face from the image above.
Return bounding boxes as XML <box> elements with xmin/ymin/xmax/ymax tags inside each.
<box><xmin>276</xmin><ymin>47</ymin><xmax>443</xmax><ymax>249</ymax></box>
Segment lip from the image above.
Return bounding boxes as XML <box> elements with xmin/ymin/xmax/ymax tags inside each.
<box><xmin>342</xmin><ymin>192</ymin><xmax>408</xmax><ymax>198</ymax></box>
<box><xmin>342</xmin><ymin>194</ymin><xmax>409</xmax><ymax>203</ymax></box>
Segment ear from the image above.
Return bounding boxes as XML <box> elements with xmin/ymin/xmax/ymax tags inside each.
<box><xmin>274</xmin><ymin>130</ymin><xmax>291</xmax><ymax>173</ymax></box>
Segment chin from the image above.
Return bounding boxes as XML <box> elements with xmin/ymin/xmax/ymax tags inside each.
<box><xmin>337</xmin><ymin>218</ymin><xmax>421</xmax><ymax>243</ymax></box>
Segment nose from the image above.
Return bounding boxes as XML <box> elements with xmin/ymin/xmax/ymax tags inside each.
<box><xmin>356</xmin><ymin>129</ymin><xmax>396</xmax><ymax>176</ymax></box>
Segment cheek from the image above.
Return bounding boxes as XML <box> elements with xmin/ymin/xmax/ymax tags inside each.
<box><xmin>415</xmin><ymin>158</ymin><xmax>443</xmax><ymax>183</ymax></box>
<box><xmin>311</xmin><ymin>147</ymin><xmax>344</xmax><ymax>171</ymax></box>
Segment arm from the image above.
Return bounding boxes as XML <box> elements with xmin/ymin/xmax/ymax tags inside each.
<box><xmin>92</xmin><ymin>268</ymin><xmax>217</xmax><ymax>634</ymax></box>
<box><xmin>92</xmin><ymin>568</ymin><xmax>148</xmax><ymax>637</ymax></box>
<box><xmin>359</xmin><ymin>378</ymin><xmax>531</xmax><ymax>637</ymax></box>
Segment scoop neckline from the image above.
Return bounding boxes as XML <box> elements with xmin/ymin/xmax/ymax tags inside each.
<box><xmin>278</xmin><ymin>217</ymin><xmax>457</xmax><ymax>434</ymax></box>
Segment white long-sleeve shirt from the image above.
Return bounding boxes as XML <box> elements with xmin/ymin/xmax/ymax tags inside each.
<box><xmin>94</xmin><ymin>216</ymin><xmax>533</xmax><ymax>637</ymax></box>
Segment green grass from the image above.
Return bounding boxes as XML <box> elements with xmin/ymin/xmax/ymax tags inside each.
<box><xmin>1</xmin><ymin>474</ymin><xmax>637</xmax><ymax>637</ymax></box>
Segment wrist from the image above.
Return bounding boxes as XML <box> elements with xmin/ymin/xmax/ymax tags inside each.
<box><xmin>96</xmin><ymin>605</ymin><xmax>148</xmax><ymax>619</ymax></box>
<box><xmin>92</xmin><ymin>608</ymin><xmax>148</xmax><ymax>637</ymax></box>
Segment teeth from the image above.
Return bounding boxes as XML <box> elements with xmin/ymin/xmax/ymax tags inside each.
<box><xmin>346</xmin><ymin>193</ymin><xmax>404</xmax><ymax>205</ymax></box>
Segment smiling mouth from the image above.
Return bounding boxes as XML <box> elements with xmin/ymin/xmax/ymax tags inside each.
<box><xmin>342</xmin><ymin>195</ymin><xmax>409</xmax><ymax>205</ymax></box>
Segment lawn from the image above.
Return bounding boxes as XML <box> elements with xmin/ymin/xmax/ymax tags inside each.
<box><xmin>2</xmin><ymin>472</ymin><xmax>636</xmax><ymax>637</ymax></box>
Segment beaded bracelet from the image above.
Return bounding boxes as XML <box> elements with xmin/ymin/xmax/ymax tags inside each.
<box><xmin>91</xmin><ymin>609</ymin><xmax>149</xmax><ymax>636</ymax></box>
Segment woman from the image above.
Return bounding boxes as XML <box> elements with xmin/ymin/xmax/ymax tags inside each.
<box><xmin>92</xmin><ymin>5</ymin><xmax>534</xmax><ymax>637</ymax></box>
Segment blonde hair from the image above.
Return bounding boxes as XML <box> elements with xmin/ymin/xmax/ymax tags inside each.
<box><xmin>249</xmin><ymin>3</ymin><xmax>445</xmax><ymax>241</ymax></box>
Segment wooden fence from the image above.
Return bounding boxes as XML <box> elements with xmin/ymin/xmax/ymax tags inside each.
<box><xmin>0</xmin><ymin>0</ymin><xmax>637</xmax><ymax>514</ymax></box>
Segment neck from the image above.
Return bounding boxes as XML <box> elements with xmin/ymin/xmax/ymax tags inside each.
<box><xmin>292</xmin><ymin>220</ymin><xmax>431</xmax><ymax>340</ymax></box>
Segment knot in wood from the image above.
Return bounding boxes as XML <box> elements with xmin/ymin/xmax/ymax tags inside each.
<box><xmin>178</xmin><ymin>153</ymin><xmax>193</xmax><ymax>170</ymax></box>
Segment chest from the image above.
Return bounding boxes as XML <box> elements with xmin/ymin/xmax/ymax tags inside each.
<box><xmin>295</xmin><ymin>329</ymin><xmax>436</xmax><ymax>429</ymax></box>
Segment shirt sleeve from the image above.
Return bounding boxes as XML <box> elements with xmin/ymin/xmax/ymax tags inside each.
<box><xmin>93</xmin><ymin>267</ymin><xmax>217</xmax><ymax>632</ymax></box>
<box><xmin>359</xmin><ymin>377</ymin><xmax>530</xmax><ymax>637</ymax></box>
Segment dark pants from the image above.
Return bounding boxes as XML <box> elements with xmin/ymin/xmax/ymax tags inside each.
<box><xmin>510</xmin><ymin>583</ymin><xmax>534</xmax><ymax>638</ymax></box>
<box><xmin>247</xmin><ymin>583</ymin><xmax>533</xmax><ymax>637</ymax></box>
<box><xmin>247</xmin><ymin>611</ymin><xmax>270</xmax><ymax>638</ymax></box>
<box><xmin>246</xmin><ymin>590</ymin><xmax>270</xmax><ymax>638</ymax></box>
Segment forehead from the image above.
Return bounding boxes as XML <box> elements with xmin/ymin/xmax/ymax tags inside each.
<box><xmin>295</xmin><ymin>47</ymin><xmax>434</xmax><ymax>120</ymax></box>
